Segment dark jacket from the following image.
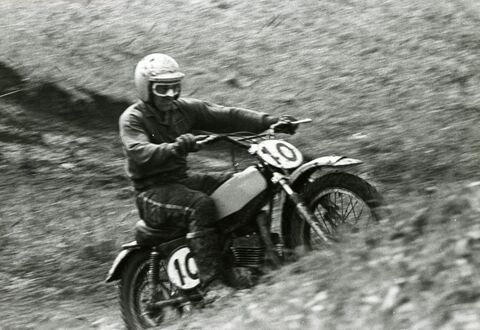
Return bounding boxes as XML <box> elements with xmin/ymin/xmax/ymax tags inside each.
<box><xmin>119</xmin><ymin>98</ymin><xmax>278</xmax><ymax>190</ymax></box>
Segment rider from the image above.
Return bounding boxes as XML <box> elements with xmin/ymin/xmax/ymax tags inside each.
<box><xmin>119</xmin><ymin>53</ymin><xmax>297</xmax><ymax>300</ymax></box>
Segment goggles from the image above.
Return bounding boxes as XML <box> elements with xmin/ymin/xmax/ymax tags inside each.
<box><xmin>151</xmin><ymin>82</ymin><xmax>181</xmax><ymax>97</ymax></box>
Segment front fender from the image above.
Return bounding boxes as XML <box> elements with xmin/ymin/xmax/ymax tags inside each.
<box><xmin>280</xmin><ymin>156</ymin><xmax>363</xmax><ymax>247</ymax></box>
<box><xmin>281</xmin><ymin>155</ymin><xmax>363</xmax><ymax>211</ymax></box>
<box><xmin>105</xmin><ymin>241</ymin><xmax>141</xmax><ymax>283</ymax></box>
<box><xmin>289</xmin><ymin>156</ymin><xmax>363</xmax><ymax>187</ymax></box>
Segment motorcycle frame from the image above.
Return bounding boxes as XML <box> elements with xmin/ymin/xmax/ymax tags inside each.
<box><xmin>106</xmin><ymin>152</ymin><xmax>363</xmax><ymax>281</ymax></box>
<box><xmin>106</xmin><ymin>135</ymin><xmax>365</xmax><ymax>308</ymax></box>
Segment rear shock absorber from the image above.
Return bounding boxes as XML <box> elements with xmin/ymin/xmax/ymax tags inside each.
<box><xmin>149</xmin><ymin>248</ymin><xmax>160</xmax><ymax>300</ymax></box>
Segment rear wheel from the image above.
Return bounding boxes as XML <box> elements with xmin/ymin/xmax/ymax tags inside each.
<box><xmin>119</xmin><ymin>251</ymin><xmax>181</xmax><ymax>329</ymax></box>
<box><xmin>284</xmin><ymin>172</ymin><xmax>385</xmax><ymax>251</ymax></box>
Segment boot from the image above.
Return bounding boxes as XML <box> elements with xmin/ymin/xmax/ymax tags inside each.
<box><xmin>201</xmin><ymin>279</ymin><xmax>235</xmax><ymax>304</ymax></box>
<box><xmin>187</xmin><ymin>230</ymin><xmax>223</xmax><ymax>285</ymax></box>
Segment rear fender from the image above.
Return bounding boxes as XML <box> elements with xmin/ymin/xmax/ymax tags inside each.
<box><xmin>105</xmin><ymin>241</ymin><xmax>142</xmax><ymax>283</ymax></box>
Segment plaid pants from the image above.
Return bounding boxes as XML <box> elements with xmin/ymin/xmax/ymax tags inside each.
<box><xmin>136</xmin><ymin>172</ymin><xmax>231</xmax><ymax>284</ymax></box>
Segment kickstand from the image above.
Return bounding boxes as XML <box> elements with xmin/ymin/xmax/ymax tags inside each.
<box><xmin>256</xmin><ymin>211</ymin><xmax>282</xmax><ymax>269</ymax></box>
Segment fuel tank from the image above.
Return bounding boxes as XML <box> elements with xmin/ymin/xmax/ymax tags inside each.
<box><xmin>210</xmin><ymin>166</ymin><xmax>267</xmax><ymax>219</ymax></box>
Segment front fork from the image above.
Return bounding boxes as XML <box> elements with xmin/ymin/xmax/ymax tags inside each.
<box><xmin>272</xmin><ymin>173</ymin><xmax>333</xmax><ymax>244</ymax></box>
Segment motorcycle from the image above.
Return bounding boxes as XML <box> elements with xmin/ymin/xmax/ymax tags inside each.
<box><xmin>106</xmin><ymin>119</ymin><xmax>384</xmax><ymax>329</ymax></box>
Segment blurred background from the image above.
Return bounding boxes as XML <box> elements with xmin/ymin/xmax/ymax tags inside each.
<box><xmin>0</xmin><ymin>0</ymin><xmax>479</xmax><ymax>329</ymax></box>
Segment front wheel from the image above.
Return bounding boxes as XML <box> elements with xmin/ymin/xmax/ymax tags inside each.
<box><xmin>118</xmin><ymin>250</ymin><xmax>181</xmax><ymax>329</ymax></box>
<box><xmin>283</xmin><ymin>172</ymin><xmax>385</xmax><ymax>251</ymax></box>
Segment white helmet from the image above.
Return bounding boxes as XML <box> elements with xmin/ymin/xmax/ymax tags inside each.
<box><xmin>134</xmin><ymin>53</ymin><xmax>185</xmax><ymax>101</ymax></box>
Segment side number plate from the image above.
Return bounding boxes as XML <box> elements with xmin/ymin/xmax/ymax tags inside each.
<box><xmin>167</xmin><ymin>246</ymin><xmax>200</xmax><ymax>290</ymax></box>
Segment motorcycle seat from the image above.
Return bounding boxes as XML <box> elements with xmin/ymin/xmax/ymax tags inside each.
<box><xmin>135</xmin><ymin>220</ymin><xmax>186</xmax><ymax>247</ymax></box>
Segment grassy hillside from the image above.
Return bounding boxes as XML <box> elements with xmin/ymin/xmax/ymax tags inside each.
<box><xmin>0</xmin><ymin>0</ymin><xmax>479</xmax><ymax>329</ymax></box>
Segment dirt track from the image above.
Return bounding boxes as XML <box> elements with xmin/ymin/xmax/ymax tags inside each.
<box><xmin>1</xmin><ymin>0</ymin><xmax>479</xmax><ymax>329</ymax></box>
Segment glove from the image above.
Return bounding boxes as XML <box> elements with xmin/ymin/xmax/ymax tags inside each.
<box><xmin>172</xmin><ymin>133</ymin><xmax>199</xmax><ymax>155</ymax></box>
<box><xmin>273</xmin><ymin>115</ymin><xmax>299</xmax><ymax>135</ymax></box>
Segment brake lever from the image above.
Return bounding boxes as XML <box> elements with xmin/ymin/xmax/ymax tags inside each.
<box><xmin>291</xmin><ymin>118</ymin><xmax>312</xmax><ymax>125</ymax></box>
<box><xmin>196</xmin><ymin>135</ymin><xmax>219</xmax><ymax>146</ymax></box>
<box><xmin>270</xmin><ymin>117</ymin><xmax>312</xmax><ymax>134</ymax></box>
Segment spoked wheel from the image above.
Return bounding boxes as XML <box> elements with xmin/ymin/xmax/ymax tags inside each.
<box><xmin>119</xmin><ymin>251</ymin><xmax>182</xmax><ymax>329</ymax></box>
<box><xmin>284</xmin><ymin>172</ymin><xmax>385</xmax><ymax>251</ymax></box>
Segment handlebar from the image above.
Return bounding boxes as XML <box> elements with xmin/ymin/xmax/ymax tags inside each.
<box><xmin>196</xmin><ymin>118</ymin><xmax>312</xmax><ymax>147</ymax></box>
<box><xmin>196</xmin><ymin>134</ymin><xmax>250</xmax><ymax>148</ymax></box>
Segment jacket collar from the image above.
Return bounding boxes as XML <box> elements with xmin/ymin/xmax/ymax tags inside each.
<box><xmin>142</xmin><ymin>101</ymin><xmax>179</xmax><ymax>125</ymax></box>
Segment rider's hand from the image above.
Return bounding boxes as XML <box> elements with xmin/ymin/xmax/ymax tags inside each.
<box><xmin>273</xmin><ymin>115</ymin><xmax>299</xmax><ymax>135</ymax></box>
<box><xmin>173</xmin><ymin>133</ymin><xmax>199</xmax><ymax>155</ymax></box>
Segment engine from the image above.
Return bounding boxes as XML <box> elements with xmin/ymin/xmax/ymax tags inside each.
<box><xmin>230</xmin><ymin>233</ymin><xmax>265</xmax><ymax>268</ymax></box>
